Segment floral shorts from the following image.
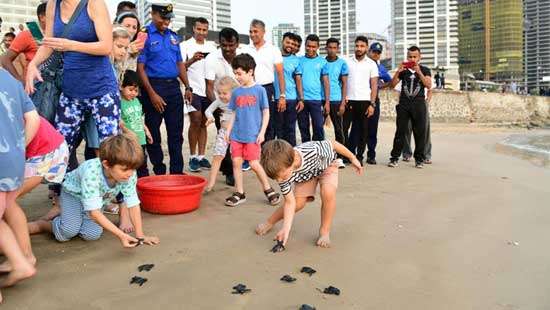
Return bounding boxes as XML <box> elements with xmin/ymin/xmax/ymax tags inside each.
<box><xmin>213</xmin><ymin>128</ymin><xmax>230</xmax><ymax>157</ymax></box>
<box><xmin>25</xmin><ymin>141</ymin><xmax>69</xmax><ymax>184</ymax></box>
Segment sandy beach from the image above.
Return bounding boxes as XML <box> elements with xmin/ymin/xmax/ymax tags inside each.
<box><xmin>2</xmin><ymin>122</ymin><xmax>550</xmax><ymax>310</ymax></box>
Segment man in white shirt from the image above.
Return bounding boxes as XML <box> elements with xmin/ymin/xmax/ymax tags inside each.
<box><xmin>245</xmin><ymin>19</ymin><xmax>285</xmax><ymax>142</ymax></box>
<box><xmin>344</xmin><ymin>35</ymin><xmax>379</xmax><ymax>165</ymax></box>
<box><xmin>180</xmin><ymin>17</ymin><xmax>217</xmax><ymax>172</ymax></box>
<box><xmin>203</xmin><ymin>27</ymin><xmax>241</xmax><ymax>186</ymax></box>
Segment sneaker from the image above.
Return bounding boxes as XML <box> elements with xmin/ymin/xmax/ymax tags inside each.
<box><xmin>225</xmin><ymin>175</ymin><xmax>235</xmax><ymax>186</ymax></box>
<box><xmin>199</xmin><ymin>158</ymin><xmax>212</xmax><ymax>169</ymax></box>
<box><xmin>242</xmin><ymin>161</ymin><xmax>251</xmax><ymax>171</ymax></box>
<box><xmin>415</xmin><ymin>161</ymin><xmax>424</xmax><ymax>169</ymax></box>
<box><xmin>335</xmin><ymin>158</ymin><xmax>346</xmax><ymax>169</ymax></box>
<box><xmin>189</xmin><ymin>158</ymin><xmax>201</xmax><ymax>172</ymax></box>
<box><xmin>388</xmin><ymin>159</ymin><xmax>398</xmax><ymax>168</ymax></box>
<box><xmin>402</xmin><ymin>156</ymin><xmax>411</xmax><ymax>162</ymax></box>
<box><xmin>366</xmin><ymin>158</ymin><xmax>377</xmax><ymax>165</ymax></box>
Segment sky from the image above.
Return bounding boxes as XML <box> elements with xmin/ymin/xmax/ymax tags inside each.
<box><xmin>107</xmin><ymin>0</ymin><xmax>391</xmax><ymax>39</ymax></box>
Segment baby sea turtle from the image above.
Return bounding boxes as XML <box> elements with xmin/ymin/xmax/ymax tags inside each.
<box><xmin>130</xmin><ymin>238</ymin><xmax>145</xmax><ymax>247</ymax></box>
<box><xmin>138</xmin><ymin>264</ymin><xmax>155</xmax><ymax>272</ymax></box>
<box><xmin>323</xmin><ymin>286</ymin><xmax>341</xmax><ymax>296</ymax></box>
<box><xmin>232</xmin><ymin>283</ymin><xmax>251</xmax><ymax>295</ymax></box>
<box><xmin>280</xmin><ymin>275</ymin><xmax>296</xmax><ymax>283</ymax></box>
<box><xmin>271</xmin><ymin>240</ymin><xmax>285</xmax><ymax>253</ymax></box>
<box><xmin>300</xmin><ymin>266</ymin><xmax>316</xmax><ymax>276</ymax></box>
<box><xmin>130</xmin><ymin>276</ymin><xmax>148</xmax><ymax>286</ymax></box>
<box><xmin>299</xmin><ymin>304</ymin><xmax>316</xmax><ymax>310</ymax></box>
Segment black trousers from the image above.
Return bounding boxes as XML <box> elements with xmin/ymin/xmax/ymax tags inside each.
<box><xmin>390</xmin><ymin>99</ymin><xmax>428</xmax><ymax>162</ymax></box>
<box><xmin>343</xmin><ymin>100</ymin><xmax>371</xmax><ymax>161</ymax></box>
<box><xmin>329</xmin><ymin>102</ymin><xmax>345</xmax><ymax>158</ymax></box>
<box><xmin>214</xmin><ymin>109</ymin><xmax>233</xmax><ymax>177</ymax></box>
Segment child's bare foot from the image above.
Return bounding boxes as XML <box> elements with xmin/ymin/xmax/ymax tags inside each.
<box><xmin>40</xmin><ymin>204</ymin><xmax>60</xmax><ymax>221</ymax></box>
<box><xmin>204</xmin><ymin>186</ymin><xmax>213</xmax><ymax>193</ymax></box>
<box><xmin>0</xmin><ymin>254</ymin><xmax>36</xmax><ymax>274</ymax></box>
<box><xmin>255</xmin><ymin>222</ymin><xmax>273</xmax><ymax>236</ymax></box>
<box><xmin>316</xmin><ymin>234</ymin><xmax>331</xmax><ymax>248</ymax></box>
<box><xmin>0</xmin><ymin>263</ymin><xmax>36</xmax><ymax>288</ymax></box>
<box><xmin>118</xmin><ymin>218</ymin><xmax>134</xmax><ymax>234</ymax></box>
<box><xmin>28</xmin><ymin>220</ymin><xmax>49</xmax><ymax>235</ymax></box>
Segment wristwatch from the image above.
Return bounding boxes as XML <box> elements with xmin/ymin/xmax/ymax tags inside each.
<box><xmin>185</xmin><ymin>86</ymin><xmax>193</xmax><ymax>93</ymax></box>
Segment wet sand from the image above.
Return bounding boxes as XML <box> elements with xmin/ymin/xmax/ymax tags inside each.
<box><xmin>2</xmin><ymin>122</ymin><xmax>550</xmax><ymax>309</ymax></box>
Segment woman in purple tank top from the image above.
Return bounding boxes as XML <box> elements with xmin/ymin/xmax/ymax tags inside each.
<box><xmin>25</xmin><ymin>0</ymin><xmax>119</xmax><ymax>151</ymax></box>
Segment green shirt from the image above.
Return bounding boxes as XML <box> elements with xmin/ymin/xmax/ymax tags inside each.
<box><xmin>62</xmin><ymin>158</ymin><xmax>140</xmax><ymax>211</ymax></box>
<box><xmin>121</xmin><ymin>98</ymin><xmax>146</xmax><ymax>145</ymax></box>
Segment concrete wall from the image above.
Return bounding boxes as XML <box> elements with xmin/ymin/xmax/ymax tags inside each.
<box><xmin>378</xmin><ymin>90</ymin><xmax>550</xmax><ymax>127</ymax></box>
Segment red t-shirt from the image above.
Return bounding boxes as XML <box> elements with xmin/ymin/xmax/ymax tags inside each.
<box><xmin>9</xmin><ymin>30</ymin><xmax>38</xmax><ymax>63</ymax></box>
<box><xmin>26</xmin><ymin>117</ymin><xmax>65</xmax><ymax>158</ymax></box>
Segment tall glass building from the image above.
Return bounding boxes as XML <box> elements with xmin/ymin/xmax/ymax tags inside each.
<box><xmin>391</xmin><ymin>0</ymin><xmax>459</xmax><ymax>88</ymax></box>
<box><xmin>272</xmin><ymin>23</ymin><xmax>301</xmax><ymax>50</ymax></box>
<box><xmin>304</xmin><ymin>0</ymin><xmax>357</xmax><ymax>56</ymax></box>
<box><xmin>458</xmin><ymin>0</ymin><xmax>523</xmax><ymax>84</ymax></box>
<box><xmin>524</xmin><ymin>0</ymin><xmax>550</xmax><ymax>92</ymax></box>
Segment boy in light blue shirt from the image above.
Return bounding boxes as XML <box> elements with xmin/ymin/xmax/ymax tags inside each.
<box><xmin>274</xmin><ymin>32</ymin><xmax>303</xmax><ymax>146</ymax></box>
<box><xmin>297</xmin><ymin>34</ymin><xmax>330</xmax><ymax>142</ymax></box>
<box><xmin>324</xmin><ymin>38</ymin><xmax>349</xmax><ymax>167</ymax></box>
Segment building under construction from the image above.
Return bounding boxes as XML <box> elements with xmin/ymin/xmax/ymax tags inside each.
<box><xmin>458</xmin><ymin>0</ymin><xmax>524</xmax><ymax>84</ymax></box>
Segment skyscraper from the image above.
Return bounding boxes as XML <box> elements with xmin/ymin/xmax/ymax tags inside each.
<box><xmin>392</xmin><ymin>0</ymin><xmax>459</xmax><ymax>88</ymax></box>
<box><xmin>524</xmin><ymin>0</ymin><xmax>550</xmax><ymax>92</ymax></box>
<box><xmin>458</xmin><ymin>0</ymin><xmax>523</xmax><ymax>84</ymax></box>
<box><xmin>137</xmin><ymin>0</ymin><xmax>230</xmax><ymax>31</ymax></box>
<box><xmin>272</xmin><ymin>23</ymin><xmax>301</xmax><ymax>50</ymax></box>
<box><xmin>304</xmin><ymin>0</ymin><xmax>357</xmax><ymax>56</ymax></box>
<box><xmin>0</xmin><ymin>0</ymin><xmax>41</xmax><ymax>32</ymax></box>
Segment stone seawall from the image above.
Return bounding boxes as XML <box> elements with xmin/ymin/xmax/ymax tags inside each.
<box><xmin>378</xmin><ymin>90</ymin><xmax>550</xmax><ymax>127</ymax></box>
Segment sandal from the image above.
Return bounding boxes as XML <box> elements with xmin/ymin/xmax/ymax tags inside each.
<box><xmin>225</xmin><ymin>192</ymin><xmax>246</xmax><ymax>207</ymax></box>
<box><xmin>264</xmin><ymin>188</ymin><xmax>281</xmax><ymax>206</ymax></box>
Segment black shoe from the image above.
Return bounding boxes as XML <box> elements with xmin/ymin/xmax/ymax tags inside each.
<box><xmin>342</xmin><ymin>158</ymin><xmax>351</xmax><ymax>165</ymax></box>
<box><xmin>225</xmin><ymin>175</ymin><xmax>235</xmax><ymax>186</ymax></box>
<box><xmin>366</xmin><ymin>158</ymin><xmax>377</xmax><ymax>165</ymax></box>
<box><xmin>415</xmin><ymin>161</ymin><xmax>424</xmax><ymax>169</ymax></box>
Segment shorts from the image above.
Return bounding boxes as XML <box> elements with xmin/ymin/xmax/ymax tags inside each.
<box><xmin>190</xmin><ymin>95</ymin><xmax>211</xmax><ymax>113</ymax></box>
<box><xmin>25</xmin><ymin>141</ymin><xmax>69</xmax><ymax>184</ymax></box>
<box><xmin>230</xmin><ymin>140</ymin><xmax>260</xmax><ymax>161</ymax></box>
<box><xmin>213</xmin><ymin>128</ymin><xmax>229</xmax><ymax>156</ymax></box>
<box><xmin>294</xmin><ymin>162</ymin><xmax>339</xmax><ymax>202</ymax></box>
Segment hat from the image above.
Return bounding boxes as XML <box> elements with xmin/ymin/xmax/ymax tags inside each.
<box><xmin>370</xmin><ymin>42</ymin><xmax>383</xmax><ymax>53</ymax></box>
<box><xmin>152</xmin><ymin>3</ymin><xmax>175</xmax><ymax>19</ymax></box>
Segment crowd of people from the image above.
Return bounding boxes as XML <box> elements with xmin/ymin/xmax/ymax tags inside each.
<box><xmin>0</xmin><ymin>0</ymin><xmax>434</xmax><ymax>303</ymax></box>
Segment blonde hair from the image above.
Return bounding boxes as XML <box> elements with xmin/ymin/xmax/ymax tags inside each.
<box><xmin>112</xmin><ymin>25</ymin><xmax>131</xmax><ymax>84</ymax></box>
<box><xmin>99</xmin><ymin>131</ymin><xmax>144</xmax><ymax>169</ymax></box>
<box><xmin>214</xmin><ymin>76</ymin><xmax>239</xmax><ymax>93</ymax></box>
<box><xmin>260</xmin><ymin>139</ymin><xmax>295</xmax><ymax>179</ymax></box>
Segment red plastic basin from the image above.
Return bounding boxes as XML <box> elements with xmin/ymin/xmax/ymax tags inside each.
<box><xmin>137</xmin><ymin>175</ymin><xmax>207</xmax><ymax>215</ymax></box>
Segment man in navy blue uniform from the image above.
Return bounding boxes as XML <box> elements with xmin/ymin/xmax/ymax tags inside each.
<box><xmin>137</xmin><ymin>3</ymin><xmax>193</xmax><ymax>175</ymax></box>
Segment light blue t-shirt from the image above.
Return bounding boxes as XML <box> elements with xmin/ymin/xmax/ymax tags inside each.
<box><xmin>325</xmin><ymin>57</ymin><xmax>349</xmax><ymax>102</ymax></box>
<box><xmin>0</xmin><ymin>69</ymin><xmax>36</xmax><ymax>191</ymax></box>
<box><xmin>62</xmin><ymin>158</ymin><xmax>140</xmax><ymax>211</ymax></box>
<box><xmin>299</xmin><ymin>55</ymin><xmax>329</xmax><ymax>101</ymax></box>
<box><xmin>228</xmin><ymin>84</ymin><xmax>269</xmax><ymax>143</ymax></box>
<box><xmin>274</xmin><ymin>54</ymin><xmax>302</xmax><ymax>100</ymax></box>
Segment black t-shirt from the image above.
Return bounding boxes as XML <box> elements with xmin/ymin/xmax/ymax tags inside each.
<box><xmin>399</xmin><ymin>65</ymin><xmax>431</xmax><ymax>101</ymax></box>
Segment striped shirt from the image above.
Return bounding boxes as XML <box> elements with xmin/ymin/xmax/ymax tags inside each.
<box><xmin>279</xmin><ymin>140</ymin><xmax>337</xmax><ymax>195</ymax></box>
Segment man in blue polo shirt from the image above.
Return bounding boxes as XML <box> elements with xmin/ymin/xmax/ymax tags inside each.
<box><xmin>274</xmin><ymin>32</ymin><xmax>303</xmax><ymax>146</ymax></box>
<box><xmin>137</xmin><ymin>3</ymin><xmax>193</xmax><ymax>175</ymax></box>
<box><xmin>325</xmin><ymin>37</ymin><xmax>349</xmax><ymax>168</ymax></box>
<box><xmin>298</xmin><ymin>34</ymin><xmax>330</xmax><ymax>142</ymax></box>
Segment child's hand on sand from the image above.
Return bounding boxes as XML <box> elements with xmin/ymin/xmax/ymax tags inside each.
<box><xmin>275</xmin><ymin>228</ymin><xmax>290</xmax><ymax>246</ymax></box>
<box><xmin>120</xmin><ymin>234</ymin><xmax>139</xmax><ymax>248</ymax></box>
<box><xmin>141</xmin><ymin>235</ymin><xmax>160</xmax><ymax>246</ymax></box>
<box><xmin>350</xmin><ymin>158</ymin><xmax>364</xmax><ymax>175</ymax></box>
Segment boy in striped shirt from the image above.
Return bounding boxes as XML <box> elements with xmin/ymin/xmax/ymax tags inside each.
<box><xmin>257</xmin><ymin>139</ymin><xmax>363</xmax><ymax>248</ymax></box>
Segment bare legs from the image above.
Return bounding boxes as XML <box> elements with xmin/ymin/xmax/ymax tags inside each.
<box><xmin>206</xmin><ymin>155</ymin><xmax>224</xmax><ymax>191</ymax></box>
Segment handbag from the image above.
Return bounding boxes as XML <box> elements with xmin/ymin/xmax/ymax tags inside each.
<box><xmin>31</xmin><ymin>0</ymin><xmax>88</xmax><ymax>123</ymax></box>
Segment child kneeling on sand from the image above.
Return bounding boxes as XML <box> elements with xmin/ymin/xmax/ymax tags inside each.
<box><xmin>256</xmin><ymin>139</ymin><xmax>363</xmax><ymax>248</ymax></box>
<box><xmin>29</xmin><ymin>134</ymin><xmax>159</xmax><ymax>248</ymax></box>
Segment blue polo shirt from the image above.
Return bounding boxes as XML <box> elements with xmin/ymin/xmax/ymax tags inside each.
<box><xmin>137</xmin><ymin>23</ymin><xmax>183</xmax><ymax>79</ymax></box>
<box><xmin>378</xmin><ymin>62</ymin><xmax>392</xmax><ymax>85</ymax></box>
<box><xmin>274</xmin><ymin>54</ymin><xmax>302</xmax><ymax>100</ymax></box>
<box><xmin>299</xmin><ymin>55</ymin><xmax>329</xmax><ymax>101</ymax></box>
<box><xmin>325</xmin><ymin>57</ymin><xmax>349</xmax><ymax>102</ymax></box>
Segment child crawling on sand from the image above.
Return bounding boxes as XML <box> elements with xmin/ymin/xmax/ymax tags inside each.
<box><xmin>256</xmin><ymin>139</ymin><xmax>363</xmax><ymax>248</ymax></box>
<box><xmin>29</xmin><ymin>133</ymin><xmax>159</xmax><ymax>248</ymax></box>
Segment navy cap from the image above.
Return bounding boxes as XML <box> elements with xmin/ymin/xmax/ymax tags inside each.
<box><xmin>370</xmin><ymin>42</ymin><xmax>383</xmax><ymax>53</ymax></box>
<box><xmin>152</xmin><ymin>3</ymin><xmax>175</xmax><ymax>19</ymax></box>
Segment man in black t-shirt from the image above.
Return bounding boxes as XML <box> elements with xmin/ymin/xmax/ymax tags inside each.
<box><xmin>388</xmin><ymin>46</ymin><xmax>432</xmax><ymax>168</ymax></box>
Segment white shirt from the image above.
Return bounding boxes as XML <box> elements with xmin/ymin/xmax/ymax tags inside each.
<box><xmin>243</xmin><ymin>41</ymin><xmax>283</xmax><ymax>85</ymax></box>
<box><xmin>180</xmin><ymin>37</ymin><xmax>217</xmax><ymax>97</ymax></box>
<box><xmin>204</xmin><ymin>49</ymin><xmax>242</xmax><ymax>82</ymax></box>
<box><xmin>346</xmin><ymin>56</ymin><xmax>379</xmax><ymax>101</ymax></box>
